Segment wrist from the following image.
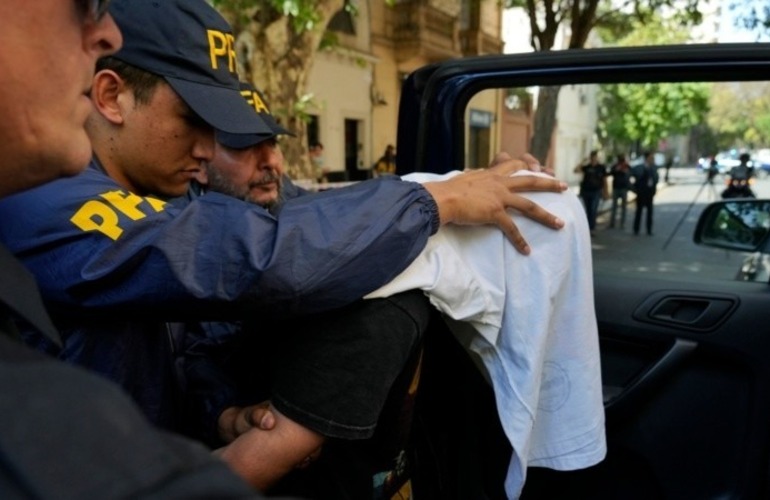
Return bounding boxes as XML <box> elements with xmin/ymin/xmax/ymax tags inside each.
<box><xmin>422</xmin><ymin>181</ymin><xmax>455</xmax><ymax>225</ymax></box>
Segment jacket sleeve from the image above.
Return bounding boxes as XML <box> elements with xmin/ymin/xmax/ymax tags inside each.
<box><xmin>0</xmin><ymin>170</ymin><xmax>440</xmax><ymax>318</ymax></box>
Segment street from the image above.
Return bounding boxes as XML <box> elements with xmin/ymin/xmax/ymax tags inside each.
<box><xmin>590</xmin><ymin>167</ymin><xmax>770</xmax><ymax>283</ymax></box>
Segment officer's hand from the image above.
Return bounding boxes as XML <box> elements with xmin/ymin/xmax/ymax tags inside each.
<box><xmin>423</xmin><ymin>158</ymin><xmax>567</xmax><ymax>255</ymax></box>
<box><xmin>218</xmin><ymin>401</ymin><xmax>275</xmax><ymax>443</ymax></box>
<box><xmin>490</xmin><ymin>151</ymin><xmax>554</xmax><ymax>176</ymax></box>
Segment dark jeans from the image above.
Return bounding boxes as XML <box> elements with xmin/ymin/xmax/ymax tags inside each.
<box><xmin>244</xmin><ymin>291</ymin><xmax>431</xmax><ymax>499</ymax></box>
<box><xmin>609</xmin><ymin>188</ymin><xmax>628</xmax><ymax>228</ymax></box>
<box><xmin>239</xmin><ymin>290</ymin><xmax>430</xmax><ymax>439</ymax></box>
<box><xmin>580</xmin><ymin>189</ymin><xmax>602</xmax><ymax>230</ymax></box>
<box><xmin>633</xmin><ymin>195</ymin><xmax>654</xmax><ymax>235</ymax></box>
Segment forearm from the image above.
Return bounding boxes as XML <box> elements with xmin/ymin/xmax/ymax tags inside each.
<box><xmin>0</xmin><ymin>176</ymin><xmax>437</xmax><ymax>318</ymax></box>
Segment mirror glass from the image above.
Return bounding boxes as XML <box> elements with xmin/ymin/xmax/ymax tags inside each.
<box><xmin>697</xmin><ymin>200</ymin><xmax>770</xmax><ymax>251</ymax></box>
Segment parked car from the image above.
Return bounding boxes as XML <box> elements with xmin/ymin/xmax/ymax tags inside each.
<box><xmin>398</xmin><ymin>43</ymin><xmax>770</xmax><ymax>499</ymax></box>
<box><xmin>754</xmin><ymin>148</ymin><xmax>770</xmax><ymax>177</ymax></box>
<box><xmin>716</xmin><ymin>150</ymin><xmax>745</xmax><ymax>173</ymax></box>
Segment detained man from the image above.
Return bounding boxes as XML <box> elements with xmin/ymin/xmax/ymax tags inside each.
<box><xmin>187</xmin><ymin>83</ymin><xmax>604</xmax><ymax>499</ymax></box>
<box><xmin>183</xmin><ymin>84</ymin><xmax>431</xmax><ymax>495</ymax></box>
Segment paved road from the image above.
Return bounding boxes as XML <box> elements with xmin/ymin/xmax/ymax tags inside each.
<box><xmin>589</xmin><ymin>167</ymin><xmax>770</xmax><ymax>284</ymax></box>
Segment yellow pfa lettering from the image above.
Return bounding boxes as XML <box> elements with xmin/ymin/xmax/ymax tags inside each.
<box><xmin>243</xmin><ymin>90</ymin><xmax>270</xmax><ymax>114</ymax></box>
<box><xmin>207</xmin><ymin>29</ymin><xmax>236</xmax><ymax>73</ymax></box>
<box><xmin>70</xmin><ymin>191</ymin><xmax>168</xmax><ymax>241</ymax></box>
<box><xmin>70</xmin><ymin>200</ymin><xmax>123</xmax><ymax>241</ymax></box>
<box><xmin>144</xmin><ymin>196</ymin><xmax>167</xmax><ymax>213</ymax></box>
<box><xmin>100</xmin><ymin>191</ymin><xmax>147</xmax><ymax>220</ymax></box>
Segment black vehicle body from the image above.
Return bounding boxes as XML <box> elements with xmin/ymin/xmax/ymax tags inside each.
<box><xmin>398</xmin><ymin>44</ymin><xmax>770</xmax><ymax>499</ymax></box>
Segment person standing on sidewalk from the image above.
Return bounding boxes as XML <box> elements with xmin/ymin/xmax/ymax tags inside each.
<box><xmin>574</xmin><ymin>150</ymin><xmax>608</xmax><ymax>235</ymax></box>
<box><xmin>608</xmin><ymin>153</ymin><xmax>631</xmax><ymax>229</ymax></box>
<box><xmin>631</xmin><ymin>151</ymin><xmax>660</xmax><ymax>236</ymax></box>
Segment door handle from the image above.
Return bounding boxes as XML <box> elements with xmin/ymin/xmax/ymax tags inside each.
<box><xmin>633</xmin><ymin>293</ymin><xmax>737</xmax><ymax>331</ymax></box>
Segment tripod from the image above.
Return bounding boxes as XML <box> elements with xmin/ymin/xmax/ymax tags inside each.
<box><xmin>662</xmin><ymin>178</ymin><xmax>718</xmax><ymax>250</ymax></box>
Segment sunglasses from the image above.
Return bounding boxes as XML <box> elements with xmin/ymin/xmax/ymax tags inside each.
<box><xmin>77</xmin><ymin>0</ymin><xmax>111</xmax><ymax>23</ymax></box>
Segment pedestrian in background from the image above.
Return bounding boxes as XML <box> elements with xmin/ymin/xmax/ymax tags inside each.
<box><xmin>574</xmin><ymin>150</ymin><xmax>608</xmax><ymax>235</ymax></box>
<box><xmin>309</xmin><ymin>142</ymin><xmax>326</xmax><ymax>182</ymax></box>
<box><xmin>630</xmin><ymin>151</ymin><xmax>659</xmax><ymax>236</ymax></box>
<box><xmin>374</xmin><ymin>144</ymin><xmax>397</xmax><ymax>176</ymax></box>
<box><xmin>608</xmin><ymin>153</ymin><xmax>631</xmax><ymax>229</ymax></box>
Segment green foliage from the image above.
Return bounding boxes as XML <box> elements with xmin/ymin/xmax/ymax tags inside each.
<box><xmin>503</xmin><ymin>0</ymin><xmax>703</xmax><ymax>49</ymax></box>
<box><xmin>211</xmin><ymin>0</ymin><xmax>322</xmax><ymax>33</ymax></box>
<box><xmin>616</xmin><ymin>12</ymin><xmax>692</xmax><ymax>46</ymax></box>
<box><xmin>708</xmin><ymin>81</ymin><xmax>770</xmax><ymax>149</ymax></box>
<box><xmin>598</xmin><ymin>82</ymin><xmax>710</xmax><ymax>150</ymax></box>
<box><xmin>596</xmin><ymin>11</ymin><xmax>710</xmax><ymax>151</ymax></box>
<box><xmin>504</xmin><ymin>0</ymin><xmax>705</xmax><ymax>156</ymax></box>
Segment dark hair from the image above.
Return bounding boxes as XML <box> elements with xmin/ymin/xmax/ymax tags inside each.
<box><xmin>740</xmin><ymin>152</ymin><xmax>751</xmax><ymax>163</ymax></box>
<box><xmin>96</xmin><ymin>57</ymin><xmax>163</xmax><ymax>105</ymax></box>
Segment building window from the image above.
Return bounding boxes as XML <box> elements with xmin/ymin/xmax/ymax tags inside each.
<box><xmin>468</xmin><ymin>109</ymin><xmax>493</xmax><ymax>168</ymax></box>
<box><xmin>307</xmin><ymin>114</ymin><xmax>320</xmax><ymax>149</ymax></box>
<box><xmin>328</xmin><ymin>1</ymin><xmax>356</xmax><ymax>35</ymax></box>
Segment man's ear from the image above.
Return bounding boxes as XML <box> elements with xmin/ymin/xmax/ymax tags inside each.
<box><xmin>90</xmin><ymin>70</ymin><xmax>130</xmax><ymax>125</ymax></box>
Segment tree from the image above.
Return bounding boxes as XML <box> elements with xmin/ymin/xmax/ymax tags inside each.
<box><xmin>708</xmin><ymin>81</ymin><xmax>770</xmax><ymax>149</ymax></box>
<box><xmin>598</xmin><ymin>81</ymin><xmax>710</xmax><ymax>153</ymax></box>
<box><xmin>213</xmin><ymin>0</ymin><xmax>345</xmax><ymax>179</ymax></box>
<box><xmin>597</xmin><ymin>13</ymin><xmax>710</xmax><ymax>155</ymax></box>
<box><xmin>503</xmin><ymin>0</ymin><xmax>704</xmax><ymax>163</ymax></box>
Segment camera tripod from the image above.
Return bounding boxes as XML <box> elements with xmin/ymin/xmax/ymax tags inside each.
<box><xmin>662</xmin><ymin>177</ymin><xmax>719</xmax><ymax>250</ymax></box>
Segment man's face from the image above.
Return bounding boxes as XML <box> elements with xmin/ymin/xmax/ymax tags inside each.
<box><xmin>0</xmin><ymin>0</ymin><xmax>122</xmax><ymax>197</ymax></box>
<box><xmin>111</xmin><ymin>81</ymin><xmax>215</xmax><ymax>198</ymax></box>
<box><xmin>207</xmin><ymin>138</ymin><xmax>284</xmax><ymax>208</ymax></box>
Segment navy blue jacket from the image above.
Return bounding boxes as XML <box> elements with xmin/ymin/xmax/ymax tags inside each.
<box><xmin>0</xmin><ymin>160</ymin><xmax>439</xmax><ymax>430</ymax></box>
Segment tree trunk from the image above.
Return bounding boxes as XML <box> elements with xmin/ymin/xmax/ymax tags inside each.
<box><xmin>530</xmin><ymin>85</ymin><xmax>561</xmax><ymax>165</ymax></box>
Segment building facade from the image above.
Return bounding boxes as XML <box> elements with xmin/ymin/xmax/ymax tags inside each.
<box><xmin>305</xmin><ymin>0</ymin><xmax>506</xmax><ymax>179</ymax></box>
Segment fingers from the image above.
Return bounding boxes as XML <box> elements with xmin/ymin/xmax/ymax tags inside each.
<box><xmin>489</xmin><ymin>151</ymin><xmax>512</xmax><ymax>167</ymax></box>
<box><xmin>504</xmin><ymin>174</ymin><xmax>568</xmax><ymax>193</ymax></box>
<box><xmin>508</xmin><ymin>191</ymin><xmax>564</xmax><ymax>228</ymax></box>
<box><xmin>488</xmin><ymin>153</ymin><xmax>545</xmax><ymax>173</ymax></box>
<box><xmin>494</xmin><ymin>213</ymin><xmax>530</xmax><ymax>255</ymax></box>
<box><xmin>218</xmin><ymin>401</ymin><xmax>275</xmax><ymax>443</ymax></box>
<box><xmin>423</xmin><ymin>167</ymin><xmax>568</xmax><ymax>249</ymax></box>
<box><xmin>519</xmin><ymin>153</ymin><xmax>543</xmax><ymax>172</ymax></box>
<box><xmin>495</xmin><ymin>192</ymin><xmax>565</xmax><ymax>254</ymax></box>
<box><xmin>243</xmin><ymin>404</ymin><xmax>275</xmax><ymax>431</ymax></box>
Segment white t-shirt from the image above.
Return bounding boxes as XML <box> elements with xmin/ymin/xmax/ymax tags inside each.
<box><xmin>367</xmin><ymin>170</ymin><xmax>606</xmax><ymax>499</ymax></box>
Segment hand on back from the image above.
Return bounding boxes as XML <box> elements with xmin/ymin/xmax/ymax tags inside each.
<box><xmin>423</xmin><ymin>154</ymin><xmax>567</xmax><ymax>255</ymax></box>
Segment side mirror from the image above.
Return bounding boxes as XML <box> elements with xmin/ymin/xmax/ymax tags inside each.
<box><xmin>694</xmin><ymin>200</ymin><xmax>770</xmax><ymax>252</ymax></box>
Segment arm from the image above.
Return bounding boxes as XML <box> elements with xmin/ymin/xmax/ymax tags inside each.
<box><xmin>216</xmin><ymin>402</ymin><xmax>324</xmax><ymax>491</ymax></box>
<box><xmin>0</xmin><ymin>171</ymin><xmax>437</xmax><ymax>317</ymax></box>
<box><xmin>0</xmin><ymin>160</ymin><xmax>564</xmax><ymax>317</ymax></box>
